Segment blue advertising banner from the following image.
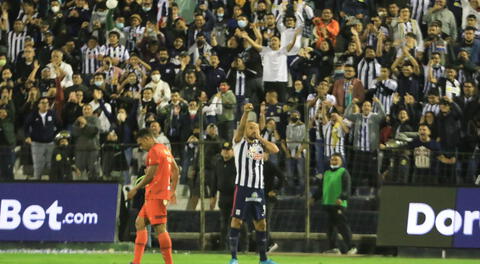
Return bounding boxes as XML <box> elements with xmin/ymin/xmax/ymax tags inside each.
<box><xmin>378</xmin><ymin>186</ymin><xmax>480</xmax><ymax>249</ymax></box>
<box><xmin>453</xmin><ymin>188</ymin><xmax>480</xmax><ymax>248</ymax></box>
<box><xmin>0</xmin><ymin>183</ymin><xmax>119</xmax><ymax>242</ymax></box>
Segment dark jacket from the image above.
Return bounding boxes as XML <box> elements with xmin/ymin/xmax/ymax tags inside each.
<box><xmin>50</xmin><ymin>145</ymin><xmax>76</xmax><ymax>181</ymax></box>
<box><xmin>436</xmin><ymin>102</ymin><xmax>463</xmax><ymax>152</ymax></box>
<box><xmin>210</xmin><ymin>156</ymin><xmax>236</xmax><ymax>198</ymax></box>
<box><xmin>0</xmin><ymin>102</ymin><xmax>15</xmax><ymax>147</ymax></box>
<box><xmin>24</xmin><ymin>110</ymin><xmax>59</xmax><ymax>143</ymax></box>
<box><xmin>72</xmin><ymin>115</ymin><xmax>101</xmax><ymax>151</ymax></box>
<box><xmin>263</xmin><ymin>160</ymin><xmax>285</xmax><ymax>203</ymax></box>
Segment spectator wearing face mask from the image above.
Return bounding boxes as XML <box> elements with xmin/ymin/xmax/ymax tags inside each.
<box><xmin>89</xmin><ymin>86</ymin><xmax>113</xmax><ymax>133</ymax></box>
<box><xmin>145</xmin><ymin>69</ymin><xmax>171</xmax><ymax>109</ymax></box>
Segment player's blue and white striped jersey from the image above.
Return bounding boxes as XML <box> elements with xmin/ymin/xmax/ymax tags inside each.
<box><xmin>233</xmin><ymin>138</ymin><xmax>265</xmax><ymax>189</ymax></box>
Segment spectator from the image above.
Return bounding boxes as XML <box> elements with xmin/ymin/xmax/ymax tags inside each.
<box><xmin>320</xmin><ymin>102</ymin><xmax>349</xmax><ymax>161</ymax></box>
<box><xmin>313</xmin><ymin>8</ymin><xmax>340</xmax><ymax>48</ymax></box>
<box><xmin>62</xmin><ymin>89</ymin><xmax>85</xmax><ymax>130</ymax></box>
<box><xmin>436</xmin><ymin>97</ymin><xmax>462</xmax><ymax>184</ymax></box>
<box><xmin>145</xmin><ymin>69</ymin><xmax>171</xmax><ymax>109</ymax></box>
<box><xmin>72</xmin><ymin>104</ymin><xmax>101</xmax><ymax>180</ymax></box>
<box><xmin>149</xmin><ymin>120</ymin><xmax>171</xmax><ymax>150</ymax></box>
<box><xmin>391</xmin><ymin>6</ymin><xmax>424</xmax><ymax>50</ymax></box>
<box><xmin>423</xmin><ymin>21</ymin><xmax>449</xmax><ymax>65</ymax></box>
<box><xmin>0</xmin><ymin>100</ymin><xmax>15</xmax><ymax>180</ymax></box>
<box><xmin>408</xmin><ymin>124</ymin><xmax>440</xmax><ymax>184</ymax></box>
<box><xmin>7</xmin><ymin>20</ymin><xmax>28</xmax><ymax>63</ymax></box>
<box><xmin>455</xmin><ymin>81</ymin><xmax>480</xmax><ymax>183</ymax></box>
<box><xmin>345</xmin><ymin>97</ymin><xmax>385</xmax><ymax>190</ymax></box>
<box><xmin>215</xmin><ymin>82</ymin><xmax>237</xmax><ymax>142</ymax></box>
<box><xmin>263</xmin><ymin>151</ymin><xmax>285</xmax><ymax>253</ymax></box>
<box><xmin>455</xmin><ymin>27</ymin><xmax>480</xmax><ymax>66</ymax></box>
<box><xmin>392</xmin><ymin>55</ymin><xmax>422</xmax><ymax>102</ymax></box>
<box><xmin>24</xmin><ymin>97</ymin><xmax>59</xmax><ymax>180</ymax></box>
<box><xmin>368</xmin><ymin>66</ymin><xmax>397</xmax><ymax>115</ymax></box>
<box><xmin>281</xmin><ymin>110</ymin><xmax>307</xmax><ymax>195</ymax></box>
<box><xmin>101</xmin><ymin>31</ymin><xmax>130</xmax><ymax>66</ymax></box>
<box><xmin>209</xmin><ymin>142</ymin><xmax>248</xmax><ymax>251</ymax></box>
<box><xmin>153</xmin><ymin>48</ymin><xmax>177</xmax><ymax>86</ymax></box>
<box><xmin>50</xmin><ymin>130</ymin><xmax>79</xmax><ymax>181</ymax></box>
<box><xmin>357</xmin><ymin>46</ymin><xmax>381</xmax><ymax>91</ymax></box>
<box><xmin>332</xmin><ymin>64</ymin><xmax>365</xmax><ymax>113</ymax></box>
<box><xmin>423</xmin><ymin>0</ymin><xmax>457</xmax><ymax>41</ymax></box>
<box><xmin>461</xmin><ymin>0</ymin><xmax>480</xmax><ymax>29</ymax></box>
<box><xmin>241</xmin><ymin>25</ymin><xmax>301</xmax><ymax>103</ymax></box>
<box><xmin>437</xmin><ymin>67</ymin><xmax>461</xmax><ymax>99</ymax></box>
<box><xmin>89</xmin><ymin>86</ymin><xmax>113</xmax><ymax>133</ymax></box>
<box><xmin>259</xmin><ymin>102</ymin><xmax>282</xmax><ymax>166</ymax></box>
<box><xmin>46</xmin><ymin>50</ymin><xmax>74</xmax><ymax>88</ymax></box>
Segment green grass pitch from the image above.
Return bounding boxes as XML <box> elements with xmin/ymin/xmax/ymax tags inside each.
<box><xmin>0</xmin><ymin>253</ymin><xmax>478</xmax><ymax>264</ymax></box>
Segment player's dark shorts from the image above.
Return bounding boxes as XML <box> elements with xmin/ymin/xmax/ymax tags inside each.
<box><xmin>231</xmin><ymin>185</ymin><xmax>266</xmax><ymax>221</ymax></box>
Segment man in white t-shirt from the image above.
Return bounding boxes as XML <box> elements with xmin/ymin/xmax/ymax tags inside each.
<box><xmin>241</xmin><ymin>27</ymin><xmax>301</xmax><ymax>103</ymax></box>
<box><xmin>47</xmin><ymin>50</ymin><xmax>74</xmax><ymax>88</ymax></box>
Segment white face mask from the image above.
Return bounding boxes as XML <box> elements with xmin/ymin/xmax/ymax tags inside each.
<box><xmin>189</xmin><ymin>110</ymin><xmax>197</xmax><ymax>115</ymax></box>
<box><xmin>330</xmin><ymin>164</ymin><xmax>340</xmax><ymax>169</ymax></box>
<box><xmin>151</xmin><ymin>74</ymin><xmax>161</xmax><ymax>82</ymax></box>
<box><xmin>51</xmin><ymin>6</ymin><xmax>60</xmax><ymax>13</ymax></box>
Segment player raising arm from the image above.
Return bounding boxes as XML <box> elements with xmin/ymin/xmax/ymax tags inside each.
<box><xmin>229</xmin><ymin>103</ymin><xmax>279</xmax><ymax>264</ymax></box>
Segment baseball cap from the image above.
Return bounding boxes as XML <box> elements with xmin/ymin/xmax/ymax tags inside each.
<box><xmin>222</xmin><ymin>141</ymin><xmax>233</xmax><ymax>150</ymax></box>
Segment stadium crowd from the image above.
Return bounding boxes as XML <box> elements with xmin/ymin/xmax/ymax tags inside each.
<box><xmin>0</xmin><ymin>0</ymin><xmax>479</xmax><ymax>196</ymax></box>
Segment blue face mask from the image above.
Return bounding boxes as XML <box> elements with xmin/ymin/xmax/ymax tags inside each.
<box><xmin>116</xmin><ymin>22</ymin><xmax>124</xmax><ymax>29</ymax></box>
<box><xmin>143</xmin><ymin>6</ymin><xmax>152</xmax><ymax>12</ymax></box>
<box><xmin>334</xmin><ymin>70</ymin><xmax>344</xmax><ymax>75</ymax></box>
<box><xmin>94</xmin><ymin>80</ymin><xmax>103</xmax><ymax>87</ymax></box>
<box><xmin>237</xmin><ymin>20</ymin><xmax>248</xmax><ymax>28</ymax></box>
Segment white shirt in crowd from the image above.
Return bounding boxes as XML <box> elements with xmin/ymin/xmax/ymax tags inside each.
<box><xmin>145</xmin><ymin>79</ymin><xmax>171</xmax><ymax>109</ymax></box>
<box><xmin>47</xmin><ymin>61</ymin><xmax>74</xmax><ymax>88</ymax></box>
<box><xmin>89</xmin><ymin>100</ymin><xmax>112</xmax><ymax>133</ymax></box>
<box><xmin>260</xmin><ymin>46</ymin><xmax>288</xmax><ymax>82</ymax></box>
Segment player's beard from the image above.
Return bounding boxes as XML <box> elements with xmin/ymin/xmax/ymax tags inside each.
<box><xmin>247</xmin><ymin>134</ymin><xmax>256</xmax><ymax>141</ymax></box>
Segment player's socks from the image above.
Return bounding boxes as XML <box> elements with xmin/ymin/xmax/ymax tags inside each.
<box><xmin>256</xmin><ymin>231</ymin><xmax>267</xmax><ymax>261</ymax></box>
<box><xmin>133</xmin><ymin>229</ymin><xmax>148</xmax><ymax>264</ymax></box>
<box><xmin>229</xmin><ymin>227</ymin><xmax>240</xmax><ymax>259</ymax></box>
<box><xmin>158</xmin><ymin>232</ymin><xmax>173</xmax><ymax>264</ymax></box>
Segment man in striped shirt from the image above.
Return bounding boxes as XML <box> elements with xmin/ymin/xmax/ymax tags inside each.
<box><xmin>100</xmin><ymin>31</ymin><xmax>130</xmax><ymax>66</ymax></box>
<box><xmin>229</xmin><ymin>103</ymin><xmax>279</xmax><ymax>264</ymax></box>
<box><xmin>357</xmin><ymin>46</ymin><xmax>381</xmax><ymax>91</ymax></box>
<box><xmin>321</xmin><ymin>101</ymin><xmax>348</xmax><ymax>161</ymax></box>
<box><xmin>80</xmin><ymin>36</ymin><xmax>102</xmax><ymax>78</ymax></box>
<box><xmin>368</xmin><ymin>67</ymin><xmax>398</xmax><ymax>115</ymax></box>
<box><xmin>345</xmin><ymin>97</ymin><xmax>385</xmax><ymax>191</ymax></box>
<box><xmin>7</xmin><ymin>20</ymin><xmax>28</xmax><ymax>63</ymax></box>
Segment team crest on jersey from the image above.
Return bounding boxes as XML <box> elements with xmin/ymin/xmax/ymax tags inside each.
<box><xmin>247</xmin><ymin>141</ymin><xmax>264</xmax><ymax>161</ymax></box>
